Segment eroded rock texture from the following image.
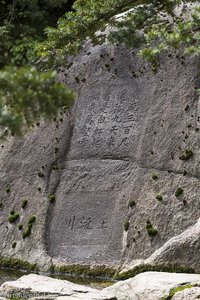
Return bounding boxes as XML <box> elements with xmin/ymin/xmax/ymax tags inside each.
<box><xmin>0</xmin><ymin>42</ymin><xmax>200</xmax><ymax>271</ymax></box>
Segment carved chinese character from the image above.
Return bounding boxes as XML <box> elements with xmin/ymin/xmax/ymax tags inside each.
<box><xmin>85</xmin><ymin>114</ymin><xmax>94</xmax><ymax>125</ymax></box>
<box><xmin>109</xmin><ymin>125</ymin><xmax>118</xmax><ymax>135</ymax></box>
<box><xmin>119</xmin><ymin>137</ymin><xmax>129</xmax><ymax>147</ymax></box>
<box><xmin>67</xmin><ymin>216</ymin><xmax>76</xmax><ymax>230</ymax></box>
<box><xmin>94</xmin><ymin>128</ymin><xmax>103</xmax><ymax>135</ymax></box>
<box><xmin>78</xmin><ymin>137</ymin><xmax>89</xmax><ymax>147</ymax></box>
<box><xmin>112</xmin><ymin>114</ymin><xmax>121</xmax><ymax>123</ymax></box>
<box><xmin>123</xmin><ymin>126</ymin><xmax>132</xmax><ymax>135</ymax></box>
<box><xmin>78</xmin><ymin>216</ymin><xmax>93</xmax><ymax>230</ymax></box>
<box><xmin>124</xmin><ymin>114</ymin><xmax>135</xmax><ymax>123</ymax></box>
<box><xmin>88</xmin><ymin>103</ymin><xmax>96</xmax><ymax>112</ymax></box>
<box><xmin>107</xmin><ymin>136</ymin><xmax>115</xmax><ymax>148</ymax></box>
<box><xmin>92</xmin><ymin>137</ymin><xmax>101</xmax><ymax>148</ymax></box>
<box><xmin>99</xmin><ymin>218</ymin><xmax>108</xmax><ymax>229</ymax></box>
<box><xmin>98</xmin><ymin>115</ymin><xmax>106</xmax><ymax>124</ymax></box>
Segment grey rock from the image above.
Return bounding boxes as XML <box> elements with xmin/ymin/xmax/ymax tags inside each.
<box><xmin>1</xmin><ymin>272</ymin><xmax>200</xmax><ymax>300</ymax></box>
<box><xmin>0</xmin><ymin>40</ymin><xmax>199</xmax><ymax>270</ymax></box>
<box><xmin>172</xmin><ymin>287</ymin><xmax>200</xmax><ymax>300</ymax></box>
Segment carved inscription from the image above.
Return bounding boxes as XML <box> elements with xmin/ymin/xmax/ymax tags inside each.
<box><xmin>77</xmin><ymin>89</ymin><xmax>139</xmax><ymax>149</ymax></box>
<box><xmin>66</xmin><ymin>216</ymin><xmax>109</xmax><ymax>231</ymax></box>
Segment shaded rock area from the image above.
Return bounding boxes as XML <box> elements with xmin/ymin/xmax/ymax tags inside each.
<box><xmin>0</xmin><ymin>39</ymin><xmax>200</xmax><ymax>273</ymax></box>
<box><xmin>1</xmin><ymin>272</ymin><xmax>200</xmax><ymax>300</ymax></box>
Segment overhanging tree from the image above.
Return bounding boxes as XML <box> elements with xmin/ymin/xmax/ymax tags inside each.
<box><xmin>1</xmin><ymin>0</ymin><xmax>200</xmax><ymax>136</ymax></box>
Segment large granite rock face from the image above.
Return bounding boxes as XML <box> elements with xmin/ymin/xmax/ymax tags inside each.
<box><xmin>0</xmin><ymin>40</ymin><xmax>200</xmax><ymax>271</ymax></box>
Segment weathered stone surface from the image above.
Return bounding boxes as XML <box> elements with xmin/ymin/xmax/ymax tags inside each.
<box><xmin>172</xmin><ymin>287</ymin><xmax>200</xmax><ymax>300</ymax></box>
<box><xmin>1</xmin><ymin>272</ymin><xmax>200</xmax><ymax>300</ymax></box>
<box><xmin>0</xmin><ymin>39</ymin><xmax>200</xmax><ymax>271</ymax></box>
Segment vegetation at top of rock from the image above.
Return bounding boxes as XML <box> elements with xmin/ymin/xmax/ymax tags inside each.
<box><xmin>152</xmin><ymin>173</ymin><xmax>158</xmax><ymax>180</ymax></box>
<box><xmin>115</xmin><ymin>264</ymin><xmax>195</xmax><ymax>280</ymax></box>
<box><xmin>1</xmin><ymin>0</ymin><xmax>200</xmax><ymax>134</ymax></box>
<box><xmin>128</xmin><ymin>200</ymin><xmax>136</xmax><ymax>208</ymax></box>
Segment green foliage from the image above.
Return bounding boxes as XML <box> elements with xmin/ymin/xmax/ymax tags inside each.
<box><xmin>21</xmin><ymin>199</ymin><xmax>28</xmax><ymax>209</ymax></box>
<box><xmin>179</xmin><ymin>149</ymin><xmax>193</xmax><ymax>161</ymax></box>
<box><xmin>0</xmin><ymin>67</ymin><xmax>74</xmax><ymax>136</ymax></box>
<box><xmin>28</xmin><ymin>215</ymin><xmax>36</xmax><ymax>224</ymax></box>
<box><xmin>0</xmin><ymin>255</ymin><xmax>37</xmax><ymax>271</ymax></box>
<box><xmin>115</xmin><ymin>264</ymin><xmax>195</xmax><ymax>280</ymax></box>
<box><xmin>1</xmin><ymin>0</ymin><xmax>200</xmax><ymax>133</ymax></box>
<box><xmin>48</xmin><ymin>194</ymin><xmax>56</xmax><ymax>203</ymax></box>
<box><xmin>124</xmin><ymin>219</ymin><xmax>129</xmax><ymax>231</ymax></box>
<box><xmin>175</xmin><ymin>187</ymin><xmax>183</xmax><ymax>197</ymax></box>
<box><xmin>22</xmin><ymin>215</ymin><xmax>36</xmax><ymax>239</ymax></box>
<box><xmin>8</xmin><ymin>212</ymin><xmax>19</xmax><ymax>223</ymax></box>
<box><xmin>12</xmin><ymin>241</ymin><xmax>17</xmax><ymax>249</ymax></box>
<box><xmin>146</xmin><ymin>220</ymin><xmax>158</xmax><ymax>236</ymax></box>
<box><xmin>156</xmin><ymin>193</ymin><xmax>163</xmax><ymax>201</ymax></box>
<box><xmin>18</xmin><ymin>224</ymin><xmax>23</xmax><ymax>230</ymax></box>
<box><xmin>161</xmin><ymin>284</ymin><xmax>194</xmax><ymax>300</ymax></box>
<box><xmin>37</xmin><ymin>171</ymin><xmax>44</xmax><ymax>178</ymax></box>
<box><xmin>128</xmin><ymin>200</ymin><xmax>136</xmax><ymax>208</ymax></box>
<box><xmin>53</xmin><ymin>264</ymin><xmax>116</xmax><ymax>279</ymax></box>
<box><xmin>5</xmin><ymin>185</ymin><xmax>11</xmax><ymax>193</ymax></box>
<box><xmin>152</xmin><ymin>173</ymin><xmax>158</xmax><ymax>180</ymax></box>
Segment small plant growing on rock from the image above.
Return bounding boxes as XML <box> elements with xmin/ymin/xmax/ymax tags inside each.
<box><xmin>38</xmin><ymin>187</ymin><xmax>41</xmax><ymax>192</ymax></box>
<box><xmin>156</xmin><ymin>194</ymin><xmax>163</xmax><ymax>201</ymax></box>
<box><xmin>12</xmin><ymin>242</ymin><xmax>16</xmax><ymax>249</ymax></box>
<box><xmin>54</xmin><ymin>146</ymin><xmax>59</xmax><ymax>154</ymax></box>
<box><xmin>28</xmin><ymin>215</ymin><xmax>36</xmax><ymax>224</ymax></box>
<box><xmin>179</xmin><ymin>149</ymin><xmax>193</xmax><ymax>160</ymax></box>
<box><xmin>37</xmin><ymin>171</ymin><xmax>44</xmax><ymax>178</ymax></box>
<box><xmin>128</xmin><ymin>200</ymin><xmax>136</xmax><ymax>208</ymax></box>
<box><xmin>5</xmin><ymin>185</ymin><xmax>11</xmax><ymax>193</ymax></box>
<box><xmin>22</xmin><ymin>215</ymin><xmax>36</xmax><ymax>239</ymax></box>
<box><xmin>18</xmin><ymin>224</ymin><xmax>23</xmax><ymax>230</ymax></box>
<box><xmin>152</xmin><ymin>173</ymin><xmax>158</xmax><ymax>180</ymax></box>
<box><xmin>48</xmin><ymin>194</ymin><xmax>56</xmax><ymax>203</ymax></box>
<box><xmin>124</xmin><ymin>219</ymin><xmax>129</xmax><ymax>231</ymax></box>
<box><xmin>0</xmin><ymin>203</ymin><xmax>3</xmax><ymax>209</ymax></box>
<box><xmin>8</xmin><ymin>212</ymin><xmax>19</xmax><ymax>223</ymax></box>
<box><xmin>21</xmin><ymin>199</ymin><xmax>28</xmax><ymax>209</ymax></box>
<box><xmin>146</xmin><ymin>220</ymin><xmax>158</xmax><ymax>236</ymax></box>
<box><xmin>175</xmin><ymin>187</ymin><xmax>183</xmax><ymax>197</ymax></box>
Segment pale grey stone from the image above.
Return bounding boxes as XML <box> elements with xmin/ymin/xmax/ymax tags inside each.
<box><xmin>0</xmin><ymin>39</ymin><xmax>199</xmax><ymax>270</ymax></box>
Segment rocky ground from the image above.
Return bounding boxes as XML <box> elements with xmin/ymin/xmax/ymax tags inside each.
<box><xmin>0</xmin><ymin>272</ymin><xmax>200</xmax><ymax>300</ymax></box>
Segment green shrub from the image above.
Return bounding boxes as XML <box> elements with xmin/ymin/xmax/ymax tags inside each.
<box><xmin>37</xmin><ymin>171</ymin><xmax>44</xmax><ymax>178</ymax></box>
<box><xmin>38</xmin><ymin>187</ymin><xmax>42</xmax><ymax>192</ymax></box>
<box><xmin>10</xmin><ymin>210</ymin><xmax>15</xmax><ymax>215</ymax></box>
<box><xmin>179</xmin><ymin>149</ymin><xmax>193</xmax><ymax>160</ymax></box>
<box><xmin>175</xmin><ymin>187</ymin><xmax>183</xmax><ymax>197</ymax></box>
<box><xmin>54</xmin><ymin>146</ymin><xmax>59</xmax><ymax>154</ymax></box>
<box><xmin>48</xmin><ymin>194</ymin><xmax>56</xmax><ymax>203</ymax></box>
<box><xmin>18</xmin><ymin>224</ymin><xmax>23</xmax><ymax>230</ymax></box>
<box><xmin>128</xmin><ymin>200</ymin><xmax>136</xmax><ymax>208</ymax></box>
<box><xmin>146</xmin><ymin>220</ymin><xmax>158</xmax><ymax>236</ymax></box>
<box><xmin>5</xmin><ymin>185</ymin><xmax>11</xmax><ymax>193</ymax></box>
<box><xmin>28</xmin><ymin>215</ymin><xmax>36</xmax><ymax>224</ymax></box>
<box><xmin>22</xmin><ymin>224</ymin><xmax>32</xmax><ymax>239</ymax></box>
<box><xmin>124</xmin><ymin>219</ymin><xmax>129</xmax><ymax>231</ymax></box>
<box><xmin>21</xmin><ymin>199</ymin><xmax>28</xmax><ymax>209</ymax></box>
<box><xmin>8</xmin><ymin>212</ymin><xmax>19</xmax><ymax>223</ymax></box>
<box><xmin>152</xmin><ymin>173</ymin><xmax>158</xmax><ymax>180</ymax></box>
<box><xmin>12</xmin><ymin>242</ymin><xmax>17</xmax><ymax>249</ymax></box>
<box><xmin>156</xmin><ymin>194</ymin><xmax>163</xmax><ymax>201</ymax></box>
